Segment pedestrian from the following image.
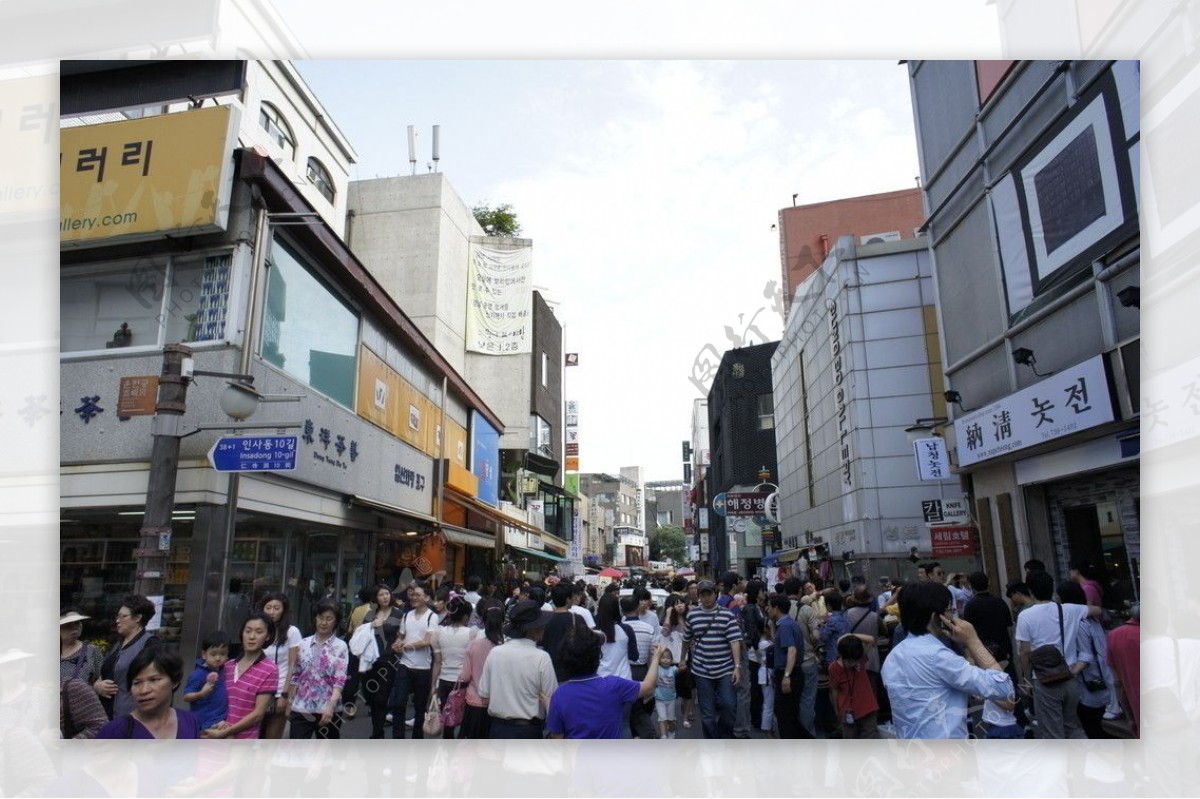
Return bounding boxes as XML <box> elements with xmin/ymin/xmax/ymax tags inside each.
<box><xmin>59</xmin><ymin>611</ymin><xmax>107</xmax><ymax>739</ymax></box>
<box><xmin>258</xmin><ymin>592</ymin><xmax>301</xmax><ymax>739</ymax></box>
<box><xmin>844</xmin><ymin>585</ymin><xmax>886</xmax><ymax>721</ymax></box>
<box><xmin>595</xmin><ymin>593</ymin><xmax>636</xmax><ymax>680</ymax></box>
<box><xmin>881</xmin><ymin>580</ymin><xmax>1014</xmax><ymax>738</ymax></box>
<box><xmin>1106</xmin><ymin>602</ymin><xmax>1140</xmax><ymax>734</ymax></box>
<box><xmin>819</xmin><ymin>590</ymin><xmax>850</xmax><ymax>667</ymax></box>
<box><xmin>620</xmin><ymin>594</ymin><xmax>661</xmax><ymax>738</ymax></box>
<box><xmin>540</xmin><ymin>582</ymin><xmax>578</xmax><ymax>683</ymax></box>
<box><xmin>545</xmin><ymin>616</ymin><xmax>663</xmax><ymax>739</ymax></box>
<box><xmin>389</xmin><ymin>584</ymin><xmax>439</xmax><ymax>738</ymax></box>
<box><xmin>977</xmin><ymin>642</ymin><xmax>1023</xmax><ymax>739</ymax></box>
<box><xmin>288</xmin><ymin>599</ymin><xmax>349</xmax><ymax>740</ymax></box>
<box><xmin>97</xmin><ymin>649</ymin><xmax>201</xmax><ymax>739</ymax></box>
<box><xmin>360</xmin><ymin>584</ymin><xmax>402</xmax><ymax>739</ymax></box>
<box><xmin>1014</xmin><ymin>571</ymin><xmax>1100</xmax><ymax>739</ymax></box>
<box><xmin>766</xmin><ymin>593</ymin><xmax>812</xmax><ymax>738</ymax></box>
<box><xmin>679</xmin><ymin>579</ymin><xmax>742</xmax><ymax>739</ymax></box>
<box><xmin>742</xmin><ymin>580</ymin><xmax>768</xmax><ymax>729</ymax></box>
<box><xmin>477</xmin><ymin>599</ymin><xmax>558</xmax><ymax>739</ymax></box>
<box><xmin>204</xmin><ymin>612</ymin><xmax>279</xmax><ymax>739</ymax></box>
<box><xmin>828</xmin><ymin>634</ymin><xmax>879</xmax><ymax>738</ymax></box>
<box><xmin>95</xmin><ymin>594</ymin><xmax>161</xmax><ymax>720</ymax></box>
<box><xmin>654</xmin><ymin>648</ymin><xmax>680</xmax><ymax>739</ymax></box>
<box><xmin>181</xmin><ymin>630</ymin><xmax>230</xmax><ymax>733</ymax></box>
<box><xmin>431</xmin><ymin>595</ymin><xmax>477</xmax><ymax>738</ymax></box>
<box><xmin>59</xmin><ymin>609</ymin><xmax>103</xmax><ymax>689</ymax></box>
<box><xmin>661</xmin><ymin>595</ymin><xmax>696</xmax><ymax>728</ymax></box>
<box><xmin>783</xmin><ymin>578</ymin><xmax>821</xmax><ymax>736</ymax></box>
<box><xmin>753</xmin><ymin>622</ymin><xmax>775</xmax><ymax>737</ymax></box>
<box><xmin>1057</xmin><ymin>581</ymin><xmax>1114</xmax><ymax>738</ymax></box>
<box><xmin>457</xmin><ymin>597</ymin><xmax>504</xmax><ymax>739</ymax></box>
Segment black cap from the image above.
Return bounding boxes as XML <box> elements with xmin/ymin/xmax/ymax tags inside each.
<box><xmin>697</xmin><ymin>580</ymin><xmax>717</xmax><ymax>594</ymax></box>
<box><xmin>505</xmin><ymin>599</ymin><xmax>552</xmax><ymax>634</ymax></box>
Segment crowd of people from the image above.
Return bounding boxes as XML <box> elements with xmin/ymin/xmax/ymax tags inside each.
<box><xmin>54</xmin><ymin>558</ymin><xmax>1140</xmax><ymax>742</ymax></box>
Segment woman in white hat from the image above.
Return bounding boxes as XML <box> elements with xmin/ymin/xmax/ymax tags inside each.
<box><xmin>60</xmin><ymin>609</ymin><xmax>103</xmax><ymax>688</ymax></box>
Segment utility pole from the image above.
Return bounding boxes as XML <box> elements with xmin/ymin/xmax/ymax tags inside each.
<box><xmin>134</xmin><ymin>343</ymin><xmax>192</xmax><ymax>598</ymax></box>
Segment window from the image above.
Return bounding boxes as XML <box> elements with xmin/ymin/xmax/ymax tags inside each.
<box><xmin>541</xmin><ymin>351</ymin><xmax>548</xmax><ymax>388</ymax></box>
<box><xmin>258</xmin><ymin>102</ymin><xmax>296</xmax><ymax>159</ymax></box>
<box><xmin>306</xmin><ymin>157</ymin><xmax>335</xmax><ymax>204</ymax></box>
<box><xmin>262</xmin><ymin>236</ymin><xmax>359</xmax><ymax>408</ymax></box>
<box><xmin>61</xmin><ymin>253</ymin><xmax>232</xmax><ymax>354</ymax></box>
<box><xmin>757</xmin><ymin>394</ymin><xmax>775</xmax><ymax>430</ymax></box>
<box><xmin>529</xmin><ymin>414</ymin><xmax>553</xmax><ymax>457</ymax></box>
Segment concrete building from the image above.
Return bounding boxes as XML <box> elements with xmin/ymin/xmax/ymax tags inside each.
<box><xmin>59</xmin><ymin>60</ymin><xmax>522</xmax><ymax>659</ymax></box>
<box><xmin>345</xmin><ymin>174</ymin><xmax>571</xmax><ymax>578</ymax></box>
<box><xmin>778</xmin><ymin>188</ymin><xmax>925</xmax><ymax>315</ymax></box>
<box><xmin>706</xmin><ymin>341</ymin><xmax>780</xmax><ymax>578</ymax></box>
<box><xmin>686</xmin><ymin>398</ymin><xmax>710</xmax><ymax>570</ymax></box>
<box><xmin>577</xmin><ymin>469</ymin><xmax>645</xmax><ymax>568</ymax></box>
<box><xmin>908</xmin><ymin>60</ymin><xmax>1140</xmax><ymax>603</ymax></box>
<box><xmin>772</xmin><ymin>236</ymin><xmax>958</xmax><ymax>585</ymax></box>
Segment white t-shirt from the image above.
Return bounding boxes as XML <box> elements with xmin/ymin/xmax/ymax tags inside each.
<box><xmin>570</xmin><ymin>605</ymin><xmax>597</xmax><ymax>629</ymax></box>
<box><xmin>1014</xmin><ymin>601</ymin><xmax>1090</xmax><ymax>664</ymax></box>
<box><xmin>982</xmin><ymin>696</ymin><xmax>1018</xmax><ymax>727</ymax></box>
<box><xmin>399</xmin><ymin>608</ymin><xmax>440</xmax><ymax>669</ymax></box>
<box><xmin>263</xmin><ymin>625</ymin><xmax>302</xmax><ymax>694</ymax></box>
<box><xmin>597</xmin><ymin>626</ymin><xmax>632</xmax><ymax>680</ymax></box>
<box><xmin>433</xmin><ymin>624</ymin><xmax>476</xmax><ymax>682</ymax></box>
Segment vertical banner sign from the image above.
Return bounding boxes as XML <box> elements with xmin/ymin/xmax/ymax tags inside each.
<box><xmin>565</xmin><ymin>399</ymin><xmax>580</xmax><ymax>472</ymax></box>
<box><xmin>466</xmin><ymin>243</ymin><xmax>533</xmax><ymax>354</ymax></box>
<box><xmin>828</xmin><ymin>299</ymin><xmax>853</xmax><ymax>488</ymax></box>
<box><xmin>913</xmin><ymin>437</ymin><xmax>950</xmax><ymax>481</ymax></box>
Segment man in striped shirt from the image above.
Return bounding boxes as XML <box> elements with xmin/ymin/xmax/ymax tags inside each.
<box><xmin>679</xmin><ymin>580</ymin><xmax>742</xmax><ymax>739</ymax></box>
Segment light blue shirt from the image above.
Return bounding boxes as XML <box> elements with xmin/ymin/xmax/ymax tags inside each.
<box><xmin>881</xmin><ymin>633</ymin><xmax>1014</xmax><ymax>739</ymax></box>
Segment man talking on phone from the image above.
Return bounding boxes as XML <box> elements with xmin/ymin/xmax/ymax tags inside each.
<box><xmin>881</xmin><ymin>580</ymin><xmax>1015</xmax><ymax>738</ymax></box>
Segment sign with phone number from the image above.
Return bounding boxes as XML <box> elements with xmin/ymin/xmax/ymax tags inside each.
<box><xmin>929</xmin><ymin>525</ymin><xmax>978</xmax><ymax>557</ymax></box>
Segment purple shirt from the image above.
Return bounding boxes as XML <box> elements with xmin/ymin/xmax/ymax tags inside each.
<box><xmin>546</xmin><ymin>674</ymin><xmax>640</xmax><ymax>738</ymax></box>
<box><xmin>97</xmin><ymin>709</ymin><xmax>201</xmax><ymax>739</ymax></box>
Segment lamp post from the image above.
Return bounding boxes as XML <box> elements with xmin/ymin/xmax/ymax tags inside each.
<box><xmin>134</xmin><ymin>344</ymin><xmax>303</xmax><ymax>598</ymax></box>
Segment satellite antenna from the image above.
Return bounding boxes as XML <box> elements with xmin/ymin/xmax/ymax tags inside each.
<box><xmin>407</xmin><ymin>125</ymin><xmax>417</xmax><ymax>176</ymax></box>
<box><xmin>431</xmin><ymin>125</ymin><xmax>441</xmax><ymax>173</ymax></box>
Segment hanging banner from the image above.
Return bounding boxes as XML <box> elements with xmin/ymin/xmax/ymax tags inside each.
<box><xmin>466</xmin><ymin>242</ymin><xmax>533</xmax><ymax>354</ymax></box>
<box><xmin>913</xmin><ymin>437</ymin><xmax>950</xmax><ymax>481</ymax></box>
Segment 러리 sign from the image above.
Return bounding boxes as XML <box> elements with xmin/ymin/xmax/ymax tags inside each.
<box><xmin>60</xmin><ymin>104</ymin><xmax>238</xmax><ymax>245</ymax></box>
<box><xmin>953</xmin><ymin>355</ymin><xmax>1115</xmax><ymax>467</ymax></box>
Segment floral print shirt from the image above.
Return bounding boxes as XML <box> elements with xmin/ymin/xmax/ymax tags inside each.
<box><xmin>289</xmin><ymin>634</ymin><xmax>349</xmax><ymax>715</ymax></box>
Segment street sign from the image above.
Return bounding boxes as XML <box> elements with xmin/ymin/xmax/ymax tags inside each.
<box><xmin>207</xmin><ymin>435</ymin><xmax>298</xmax><ymax>472</ymax></box>
<box><xmin>726</xmin><ymin>491</ymin><xmax>772</xmax><ymax>517</ymax></box>
<box><xmin>922</xmin><ymin>499</ymin><xmax>943</xmax><ymax>522</ymax></box>
<box><xmin>930</xmin><ymin>525</ymin><xmax>978</xmax><ymax>556</ymax></box>
<box><xmin>712</xmin><ymin>492</ymin><xmax>727</xmax><ymax>517</ymax></box>
<box><xmin>941</xmin><ymin>497</ymin><xmax>970</xmax><ymax>521</ymax></box>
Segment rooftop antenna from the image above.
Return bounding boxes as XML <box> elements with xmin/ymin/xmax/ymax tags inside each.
<box><xmin>407</xmin><ymin>125</ymin><xmax>417</xmax><ymax>176</ymax></box>
<box><xmin>431</xmin><ymin>125</ymin><xmax>441</xmax><ymax>173</ymax></box>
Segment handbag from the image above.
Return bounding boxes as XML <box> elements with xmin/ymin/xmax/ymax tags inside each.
<box><xmin>442</xmin><ymin>680</ymin><xmax>468</xmax><ymax>728</ymax></box>
<box><xmin>1030</xmin><ymin>602</ymin><xmax>1073</xmax><ymax>685</ymax></box>
<box><xmin>423</xmin><ymin>694</ymin><xmax>444</xmax><ymax>736</ymax></box>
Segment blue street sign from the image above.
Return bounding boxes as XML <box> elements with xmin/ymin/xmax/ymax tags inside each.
<box><xmin>207</xmin><ymin>435</ymin><xmax>298</xmax><ymax>472</ymax></box>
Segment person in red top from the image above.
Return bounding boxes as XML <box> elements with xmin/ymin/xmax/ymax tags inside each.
<box><xmin>827</xmin><ymin>633</ymin><xmax>879</xmax><ymax>738</ymax></box>
<box><xmin>1106</xmin><ymin>603</ymin><xmax>1140</xmax><ymax>735</ymax></box>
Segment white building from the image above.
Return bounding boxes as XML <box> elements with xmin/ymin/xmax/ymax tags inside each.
<box><xmin>772</xmin><ymin>236</ymin><xmax>960</xmax><ymax>579</ymax></box>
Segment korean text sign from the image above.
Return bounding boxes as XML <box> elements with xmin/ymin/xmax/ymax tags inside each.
<box><xmin>60</xmin><ymin>104</ymin><xmax>238</xmax><ymax>244</ymax></box>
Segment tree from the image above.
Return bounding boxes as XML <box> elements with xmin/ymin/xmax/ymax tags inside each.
<box><xmin>472</xmin><ymin>202</ymin><xmax>522</xmax><ymax>237</ymax></box>
<box><xmin>649</xmin><ymin>525</ymin><xmax>687</xmax><ymax>564</ymax></box>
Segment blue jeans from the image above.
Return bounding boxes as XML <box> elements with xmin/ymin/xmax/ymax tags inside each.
<box><xmin>799</xmin><ymin>659</ymin><xmax>818</xmax><ymax>737</ymax></box>
<box><xmin>693</xmin><ymin>673</ymin><xmax>736</xmax><ymax>739</ymax></box>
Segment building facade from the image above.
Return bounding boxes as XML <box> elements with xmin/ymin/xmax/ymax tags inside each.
<box><xmin>772</xmin><ymin>236</ymin><xmax>958</xmax><ymax>585</ymax></box>
<box><xmin>705</xmin><ymin>341</ymin><xmax>780</xmax><ymax>578</ymax></box>
<box><xmin>908</xmin><ymin>60</ymin><xmax>1140</xmax><ymax>603</ymax></box>
<box><xmin>59</xmin><ymin>61</ymin><xmax>521</xmax><ymax>660</ymax></box>
<box><xmin>778</xmin><ymin>188</ymin><xmax>925</xmax><ymax>315</ymax></box>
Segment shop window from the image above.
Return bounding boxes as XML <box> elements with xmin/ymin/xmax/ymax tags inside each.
<box><xmin>61</xmin><ymin>253</ymin><xmax>232</xmax><ymax>354</ymax></box>
<box><xmin>306</xmin><ymin>157</ymin><xmax>335</xmax><ymax>204</ymax></box>
<box><xmin>262</xmin><ymin>236</ymin><xmax>359</xmax><ymax>408</ymax></box>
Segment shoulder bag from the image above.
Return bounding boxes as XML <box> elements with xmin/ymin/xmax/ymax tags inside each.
<box><xmin>1029</xmin><ymin>602</ymin><xmax>1073</xmax><ymax>685</ymax></box>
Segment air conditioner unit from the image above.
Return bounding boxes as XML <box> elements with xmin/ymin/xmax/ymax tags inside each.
<box><xmin>859</xmin><ymin>231</ymin><xmax>902</xmax><ymax>245</ymax></box>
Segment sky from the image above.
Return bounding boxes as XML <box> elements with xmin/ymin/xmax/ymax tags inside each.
<box><xmin>294</xmin><ymin>59</ymin><xmax>923</xmax><ymax>482</ymax></box>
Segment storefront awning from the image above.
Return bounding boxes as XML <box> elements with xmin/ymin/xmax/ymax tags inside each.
<box><xmin>510</xmin><ymin>545</ymin><xmax>567</xmax><ymax>563</ymax></box>
<box><xmin>346</xmin><ymin>494</ymin><xmax>437</xmax><ymax>525</ymax></box>
<box><xmin>767</xmin><ymin>548</ymin><xmax>804</xmax><ymax>564</ymax></box>
<box><xmin>440</xmin><ymin>524</ymin><xmax>496</xmax><ymax>549</ymax></box>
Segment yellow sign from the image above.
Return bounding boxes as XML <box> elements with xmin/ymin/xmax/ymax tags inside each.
<box><xmin>60</xmin><ymin>104</ymin><xmax>238</xmax><ymax>245</ymax></box>
<box><xmin>565</xmin><ymin>456</ymin><xmax>580</xmax><ymax>472</ymax></box>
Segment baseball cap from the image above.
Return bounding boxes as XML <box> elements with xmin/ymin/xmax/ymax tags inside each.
<box><xmin>697</xmin><ymin>580</ymin><xmax>717</xmax><ymax>593</ymax></box>
<box><xmin>505</xmin><ymin>599</ymin><xmax>552</xmax><ymax>634</ymax></box>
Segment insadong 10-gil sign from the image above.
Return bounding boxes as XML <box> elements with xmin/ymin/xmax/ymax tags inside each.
<box><xmin>208</xmin><ymin>436</ymin><xmax>298</xmax><ymax>472</ymax></box>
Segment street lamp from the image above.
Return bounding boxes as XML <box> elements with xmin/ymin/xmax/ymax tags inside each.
<box><xmin>134</xmin><ymin>345</ymin><xmax>302</xmax><ymax>598</ymax></box>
